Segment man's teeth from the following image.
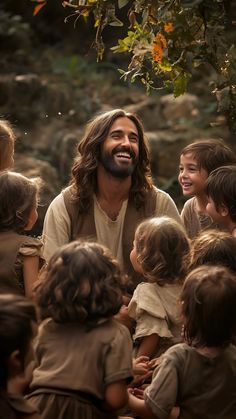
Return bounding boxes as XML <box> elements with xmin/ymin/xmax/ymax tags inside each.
<box><xmin>116</xmin><ymin>152</ymin><xmax>131</xmax><ymax>158</ymax></box>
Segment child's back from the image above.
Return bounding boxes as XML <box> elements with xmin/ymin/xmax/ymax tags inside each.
<box><xmin>129</xmin><ymin>265</ymin><xmax>236</xmax><ymax>419</ymax></box>
<box><xmin>145</xmin><ymin>341</ymin><xmax>236</xmax><ymax>419</ymax></box>
<box><xmin>27</xmin><ymin>241</ymin><xmax>133</xmax><ymax>419</ymax></box>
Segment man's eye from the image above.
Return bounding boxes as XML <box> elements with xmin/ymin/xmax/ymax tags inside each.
<box><xmin>130</xmin><ymin>136</ymin><xmax>138</xmax><ymax>143</ymax></box>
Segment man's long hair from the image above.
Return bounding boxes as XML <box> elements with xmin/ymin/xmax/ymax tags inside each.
<box><xmin>70</xmin><ymin>109</ymin><xmax>153</xmax><ymax>213</ymax></box>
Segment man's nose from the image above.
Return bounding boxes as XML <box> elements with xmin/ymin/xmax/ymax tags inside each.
<box><xmin>121</xmin><ymin>134</ymin><xmax>131</xmax><ymax>146</ymax></box>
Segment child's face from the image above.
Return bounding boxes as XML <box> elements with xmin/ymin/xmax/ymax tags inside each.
<box><xmin>24</xmin><ymin>197</ymin><xmax>38</xmax><ymax>231</ymax></box>
<box><xmin>178</xmin><ymin>153</ymin><xmax>208</xmax><ymax>197</ymax></box>
<box><xmin>130</xmin><ymin>237</ymin><xmax>143</xmax><ymax>274</ymax></box>
<box><xmin>206</xmin><ymin>197</ymin><xmax>228</xmax><ymax>226</ymax></box>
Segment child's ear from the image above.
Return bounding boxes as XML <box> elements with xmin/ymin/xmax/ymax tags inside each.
<box><xmin>7</xmin><ymin>350</ymin><xmax>23</xmax><ymax>378</ymax></box>
<box><xmin>219</xmin><ymin>205</ymin><xmax>229</xmax><ymax>217</ymax></box>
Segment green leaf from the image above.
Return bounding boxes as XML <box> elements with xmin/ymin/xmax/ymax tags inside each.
<box><xmin>173</xmin><ymin>73</ymin><xmax>190</xmax><ymax>97</ymax></box>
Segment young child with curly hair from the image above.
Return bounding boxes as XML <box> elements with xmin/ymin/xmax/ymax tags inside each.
<box><xmin>129</xmin><ymin>265</ymin><xmax>236</xmax><ymax>419</ymax></box>
<box><xmin>178</xmin><ymin>139</ymin><xmax>236</xmax><ymax>239</ymax></box>
<box><xmin>189</xmin><ymin>229</ymin><xmax>236</xmax><ymax>273</ymax></box>
<box><xmin>27</xmin><ymin>241</ymin><xmax>133</xmax><ymax>419</ymax></box>
<box><xmin>0</xmin><ymin>171</ymin><xmax>43</xmax><ymax>297</ymax></box>
<box><xmin>128</xmin><ymin>216</ymin><xmax>190</xmax><ymax>359</ymax></box>
<box><xmin>0</xmin><ymin>119</ymin><xmax>15</xmax><ymax>171</ymax></box>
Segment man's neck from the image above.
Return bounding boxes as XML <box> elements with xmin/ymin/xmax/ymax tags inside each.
<box><xmin>96</xmin><ymin>165</ymin><xmax>131</xmax><ymax>202</ymax></box>
<box><xmin>96</xmin><ymin>166</ymin><xmax>132</xmax><ymax>220</ymax></box>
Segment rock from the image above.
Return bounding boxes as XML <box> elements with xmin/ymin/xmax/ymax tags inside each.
<box><xmin>14</xmin><ymin>154</ymin><xmax>61</xmax><ymax>235</ymax></box>
<box><xmin>160</xmin><ymin>93</ymin><xmax>199</xmax><ymax>126</ymax></box>
<box><xmin>146</xmin><ymin>130</ymin><xmax>191</xmax><ymax>180</ymax></box>
<box><xmin>124</xmin><ymin>97</ymin><xmax>165</xmax><ymax>131</ymax></box>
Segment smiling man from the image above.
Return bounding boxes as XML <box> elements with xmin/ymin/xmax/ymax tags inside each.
<box><xmin>42</xmin><ymin>109</ymin><xmax>182</xmax><ymax>290</ymax></box>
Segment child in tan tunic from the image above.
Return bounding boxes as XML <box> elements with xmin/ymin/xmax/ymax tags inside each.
<box><xmin>128</xmin><ymin>216</ymin><xmax>190</xmax><ymax>359</ymax></box>
<box><xmin>129</xmin><ymin>265</ymin><xmax>236</xmax><ymax>419</ymax></box>
<box><xmin>27</xmin><ymin>241</ymin><xmax>133</xmax><ymax>419</ymax></box>
<box><xmin>0</xmin><ymin>171</ymin><xmax>43</xmax><ymax>297</ymax></box>
<box><xmin>178</xmin><ymin>139</ymin><xmax>236</xmax><ymax>239</ymax></box>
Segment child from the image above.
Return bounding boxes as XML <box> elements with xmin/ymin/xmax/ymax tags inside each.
<box><xmin>205</xmin><ymin>165</ymin><xmax>236</xmax><ymax>237</ymax></box>
<box><xmin>190</xmin><ymin>229</ymin><xmax>236</xmax><ymax>273</ymax></box>
<box><xmin>27</xmin><ymin>241</ymin><xmax>133</xmax><ymax>419</ymax></box>
<box><xmin>129</xmin><ymin>265</ymin><xmax>236</xmax><ymax>419</ymax></box>
<box><xmin>128</xmin><ymin>216</ymin><xmax>190</xmax><ymax>359</ymax></box>
<box><xmin>0</xmin><ymin>293</ymin><xmax>40</xmax><ymax>418</ymax></box>
<box><xmin>178</xmin><ymin>139</ymin><xmax>236</xmax><ymax>238</ymax></box>
<box><xmin>0</xmin><ymin>171</ymin><xmax>43</xmax><ymax>297</ymax></box>
<box><xmin>0</xmin><ymin>119</ymin><xmax>15</xmax><ymax>170</ymax></box>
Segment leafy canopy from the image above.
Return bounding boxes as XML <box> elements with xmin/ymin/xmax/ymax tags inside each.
<box><xmin>31</xmin><ymin>0</ymin><xmax>236</xmax><ymax>135</ymax></box>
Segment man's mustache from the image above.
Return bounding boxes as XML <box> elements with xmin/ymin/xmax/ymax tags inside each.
<box><xmin>112</xmin><ymin>146</ymin><xmax>135</xmax><ymax>159</ymax></box>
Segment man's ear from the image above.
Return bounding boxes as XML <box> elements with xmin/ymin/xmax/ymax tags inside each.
<box><xmin>7</xmin><ymin>350</ymin><xmax>23</xmax><ymax>378</ymax></box>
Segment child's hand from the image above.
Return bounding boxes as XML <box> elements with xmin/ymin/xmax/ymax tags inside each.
<box><xmin>148</xmin><ymin>355</ymin><xmax>163</xmax><ymax>370</ymax></box>
<box><xmin>131</xmin><ymin>356</ymin><xmax>153</xmax><ymax>387</ymax></box>
<box><xmin>133</xmin><ymin>356</ymin><xmax>149</xmax><ymax>375</ymax></box>
<box><xmin>128</xmin><ymin>387</ymin><xmax>145</xmax><ymax>400</ymax></box>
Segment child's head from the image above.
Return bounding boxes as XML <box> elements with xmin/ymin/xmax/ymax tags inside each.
<box><xmin>0</xmin><ymin>120</ymin><xmax>15</xmax><ymax>170</ymax></box>
<box><xmin>181</xmin><ymin>265</ymin><xmax>236</xmax><ymax>348</ymax></box>
<box><xmin>0</xmin><ymin>293</ymin><xmax>37</xmax><ymax>389</ymax></box>
<box><xmin>190</xmin><ymin>229</ymin><xmax>236</xmax><ymax>274</ymax></box>
<box><xmin>179</xmin><ymin>139</ymin><xmax>236</xmax><ymax>197</ymax></box>
<box><xmin>35</xmin><ymin>241</ymin><xmax>125</xmax><ymax>326</ymax></box>
<box><xmin>205</xmin><ymin>165</ymin><xmax>236</xmax><ymax>225</ymax></box>
<box><xmin>0</xmin><ymin>171</ymin><xmax>39</xmax><ymax>233</ymax></box>
<box><xmin>130</xmin><ymin>216</ymin><xmax>190</xmax><ymax>284</ymax></box>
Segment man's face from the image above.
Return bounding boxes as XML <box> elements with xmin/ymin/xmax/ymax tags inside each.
<box><xmin>100</xmin><ymin>117</ymin><xmax>139</xmax><ymax>178</ymax></box>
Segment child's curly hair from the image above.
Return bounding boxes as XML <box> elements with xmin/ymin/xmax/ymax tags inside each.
<box><xmin>35</xmin><ymin>241</ymin><xmax>125</xmax><ymax>326</ymax></box>
<box><xmin>135</xmin><ymin>216</ymin><xmax>190</xmax><ymax>284</ymax></box>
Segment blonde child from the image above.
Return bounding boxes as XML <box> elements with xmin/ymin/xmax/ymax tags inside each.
<box><xmin>0</xmin><ymin>171</ymin><xmax>42</xmax><ymax>297</ymax></box>
<box><xmin>190</xmin><ymin>229</ymin><xmax>236</xmax><ymax>273</ymax></box>
<box><xmin>178</xmin><ymin>139</ymin><xmax>236</xmax><ymax>238</ymax></box>
<box><xmin>27</xmin><ymin>241</ymin><xmax>133</xmax><ymax>419</ymax></box>
<box><xmin>129</xmin><ymin>265</ymin><xmax>236</xmax><ymax>419</ymax></box>
<box><xmin>0</xmin><ymin>293</ymin><xmax>40</xmax><ymax>418</ymax></box>
<box><xmin>205</xmin><ymin>165</ymin><xmax>236</xmax><ymax>237</ymax></box>
<box><xmin>128</xmin><ymin>216</ymin><xmax>190</xmax><ymax>359</ymax></box>
<box><xmin>0</xmin><ymin>119</ymin><xmax>15</xmax><ymax>170</ymax></box>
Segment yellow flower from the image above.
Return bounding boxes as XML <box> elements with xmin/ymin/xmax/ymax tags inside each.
<box><xmin>164</xmin><ymin>22</ymin><xmax>174</xmax><ymax>33</ymax></box>
<box><xmin>152</xmin><ymin>33</ymin><xmax>167</xmax><ymax>63</ymax></box>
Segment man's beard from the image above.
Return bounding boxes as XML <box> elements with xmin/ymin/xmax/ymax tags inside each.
<box><xmin>100</xmin><ymin>146</ymin><xmax>138</xmax><ymax>179</ymax></box>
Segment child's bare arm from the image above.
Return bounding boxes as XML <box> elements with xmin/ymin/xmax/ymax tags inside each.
<box><xmin>105</xmin><ymin>379</ymin><xmax>128</xmax><ymax>411</ymax></box>
<box><xmin>137</xmin><ymin>334</ymin><xmax>160</xmax><ymax>358</ymax></box>
<box><xmin>128</xmin><ymin>392</ymin><xmax>157</xmax><ymax>419</ymax></box>
<box><xmin>23</xmin><ymin>255</ymin><xmax>39</xmax><ymax>297</ymax></box>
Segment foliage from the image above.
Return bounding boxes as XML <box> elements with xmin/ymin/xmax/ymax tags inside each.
<box><xmin>31</xmin><ymin>0</ymin><xmax>236</xmax><ymax>136</ymax></box>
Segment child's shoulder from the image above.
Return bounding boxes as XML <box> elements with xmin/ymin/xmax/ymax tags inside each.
<box><xmin>18</xmin><ymin>235</ymin><xmax>43</xmax><ymax>257</ymax></box>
